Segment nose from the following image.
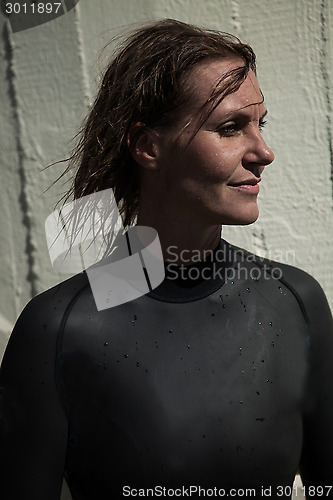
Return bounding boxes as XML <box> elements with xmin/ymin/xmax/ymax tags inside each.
<box><xmin>243</xmin><ymin>132</ymin><xmax>275</xmax><ymax>171</ymax></box>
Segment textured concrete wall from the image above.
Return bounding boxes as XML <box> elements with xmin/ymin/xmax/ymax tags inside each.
<box><xmin>0</xmin><ymin>1</ymin><xmax>332</xmax><ymax>497</ymax></box>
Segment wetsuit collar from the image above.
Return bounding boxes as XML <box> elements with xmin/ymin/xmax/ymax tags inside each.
<box><xmin>147</xmin><ymin>239</ymin><xmax>234</xmax><ymax>303</ymax></box>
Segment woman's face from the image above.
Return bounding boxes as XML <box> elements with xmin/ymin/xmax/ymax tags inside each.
<box><xmin>155</xmin><ymin>58</ymin><xmax>275</xmax><ymax>226</ymax></box>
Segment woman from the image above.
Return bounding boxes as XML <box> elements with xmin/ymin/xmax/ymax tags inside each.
<box><xmin>1</xmin><ymin>19</ymin><xmax>333</xmax><ymax>499</ymax></box>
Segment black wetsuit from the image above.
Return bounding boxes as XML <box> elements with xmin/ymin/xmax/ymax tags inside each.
<box><xmin>1</xmin><ymin>240</ymin><xmax>333</xmax><ymax>499</ymax></box>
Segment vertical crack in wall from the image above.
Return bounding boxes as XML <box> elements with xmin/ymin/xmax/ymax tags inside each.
<box><xmin>73</xmin><ymin>2</ymin><xmax>92</xmax><ymax>107</ymax></box>
<box><xmin>3</xmin><ymin>21</ymin><xmax>39</xmax><ymax>297</ymax></box>
<box><xmin>231</xmin><ymin>0</ymin><xmax>241</xmax><ymax>35</ymax></box>
<box><xmin>60</xmin><ymin>0</ymin><xmax>67</xmax><ymax>13</ymax></box>
<box><xmin>319</xmin><ymin>1</ymin><xmax>333</xmax><ymax>204</ymax></box>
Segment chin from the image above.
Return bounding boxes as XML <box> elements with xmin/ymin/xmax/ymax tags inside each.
<box><xmin>238</xmin><ymin>219</ymin><xmax>258</xmax><ymax>226</ymax></box>
<box><xmin>221</xmin><ymin>210</ymin><xmax>259</xmax><ymax>226</ymax></box>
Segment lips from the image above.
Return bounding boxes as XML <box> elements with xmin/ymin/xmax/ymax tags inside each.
<box><xmin>228</xmin><ymin>178</ymin><xmax>261</xmax><ymax>194</ymax></box>
<box><xmin>229</xmin><ymin>178</ymin><xmax>261</xmax><ymax>187</ymax></box>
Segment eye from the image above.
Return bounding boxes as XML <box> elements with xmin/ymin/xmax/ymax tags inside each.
<box><xmin>259</xmin><ymin>118</ymin><xmax>267</xmax><ymax>132</ymax></box>
<box><xmin>216</xmin><ymin>122</ymin><xmax>242</xmax><ymax>137</ymax></box>
<box><xmin>215</xmin><ymin>116</ymin><xmax>268</xmax><ymax>137</ymax></box>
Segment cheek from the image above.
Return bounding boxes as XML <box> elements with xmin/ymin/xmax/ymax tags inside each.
<box><xmin>189</xmin><ymin>146</ymin><xmax>241</xmax><ymax>182</ymax></box>
<box><xmin>164</xmin><ymin>133</ymin><xmax>244</xmax><ymax>187</ymax></box>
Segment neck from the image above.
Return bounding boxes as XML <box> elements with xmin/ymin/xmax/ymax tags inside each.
<box><xmin>137</xmin><ymin>209</ymin><xmax>222</xmax><ymax>265</ymax></box>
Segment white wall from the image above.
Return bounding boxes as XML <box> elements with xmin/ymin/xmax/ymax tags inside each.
<box><xmin>0</xmin><ymin>1</ymin><xmax>332</xmax><ymax>497</ymax></box>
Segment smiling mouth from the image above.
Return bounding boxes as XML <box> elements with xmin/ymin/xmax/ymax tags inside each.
<box><xmin>232</xmin><ymin>184</ymin><xmax>260</xmax><ymax>194</ymax></box>
<box><xmin>229</xmin><ymin>178</ymin><xmax>261</xmax><ymax>187</ymax></box>
<box><xmin>228</xmin><ymin>179</ymin><xmax>260</xmax><ymax>194</ymax></box>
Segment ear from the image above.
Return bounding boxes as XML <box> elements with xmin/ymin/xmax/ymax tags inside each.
<box><xmin>127</xmin><ymin>123</ymin><xmax>160</xmax><ymax>171</ymax></box>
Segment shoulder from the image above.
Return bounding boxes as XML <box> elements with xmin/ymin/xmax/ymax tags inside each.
<box><xmin>227</xmin><ymin>241</ymin><xmax>332</xmax><ymax>328</ymax></box>
<box><xmin>20</xmin><ymin>272</ymin><xmax>90</xmax><ymax>319</ymax></box>
<box><xmin>0</xmin><ymin>272</ymin><xmax>94</xmax><ymax>394</ymax></box>
<box><xmin>5</xmin><ymin>272</ymin><xmax>91</xmax><ymax>353</ymax></box>
<box><xmin>29</xmin><ymin>272</ymin><xmax>90</xmax><ymax>309</ymax></box>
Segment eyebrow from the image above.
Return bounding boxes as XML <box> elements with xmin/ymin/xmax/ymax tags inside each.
<box><xmin>212</xmin><ymin>107</ymin><xmax>268</xmax><ymax>123</ymax></box>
